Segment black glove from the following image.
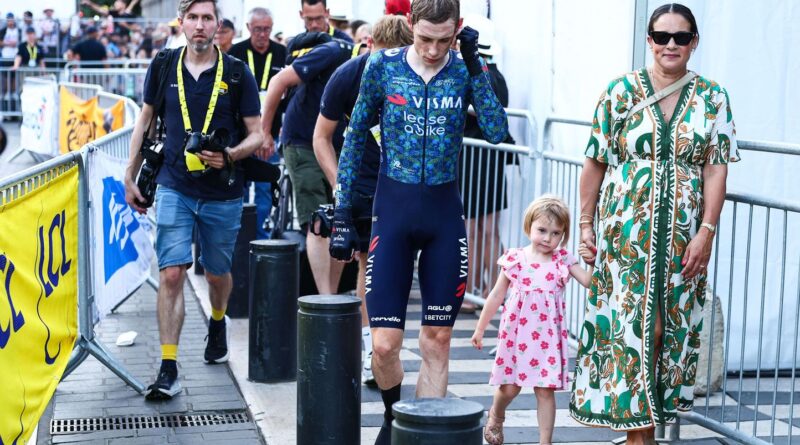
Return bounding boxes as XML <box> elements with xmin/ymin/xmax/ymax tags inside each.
<box><xmin>329</xmin><ymin>208</ymin><xmax>358</xmax><ymax>261</ymax></box>
<box><xmin>457</xmin><ymin>26</ymin><xmax>483</xmax><ymax>77</ymax></box>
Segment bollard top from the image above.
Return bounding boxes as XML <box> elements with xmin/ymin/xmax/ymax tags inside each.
<box><xmin>392</xmin><ymin>398</ymin><xmax>484</xmax><ymax>425</ymax></box>
<box><xmin>250</xmin><ymin>239</ymin><xmax>298</xmax><ymax>252</ymax></box>
<box><xmin>298</xmin><ymin>295</ymin><xmax>361</xmax><ymax>312</ymax></box>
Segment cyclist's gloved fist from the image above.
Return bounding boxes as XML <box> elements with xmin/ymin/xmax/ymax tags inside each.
<box><xmin>457</xmin><ymin>26</ymin><xmax>483</xmax><ymax>76</ymax></box>
<box><xmin>329</xmin><ymin>208</ymin><xmax>358</xmax><ymax>261</ymax></box>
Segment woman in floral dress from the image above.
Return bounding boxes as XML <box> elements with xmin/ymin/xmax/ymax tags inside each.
<box><xmin>570</xmin><ymin>4</ymin><xmax>739</xmax><ymax>444</ymax></box>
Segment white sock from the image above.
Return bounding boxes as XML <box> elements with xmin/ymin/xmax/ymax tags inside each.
<box><xmin>362</xmin><ymin>326</ymin><xmax>372</xmax><ymax>356</ymax></box>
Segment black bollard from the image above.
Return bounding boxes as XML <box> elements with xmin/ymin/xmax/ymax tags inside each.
<box><xmin>392</xmin><ymin>398</ymin><xmax>485</xmax><ymax>444</ymax></box>
<box><xmin>297</xmin><ymin>295</ymin><xmax>361</xmax><ymax>445</ymax></box>
<box><xmin>248</xmin><ymin>239</ymin><xmax>299</xmax><ymax>382</ymax></box>
<box><xmin>228</xmin><ymin>204</ymin><xmax>257</xmax><ymax>318</ymax></box>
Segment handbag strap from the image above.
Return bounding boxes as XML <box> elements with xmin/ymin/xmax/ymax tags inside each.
<box><xmin>629</xmin><ymin>70</ymin><xmax>697</xmax><ymax>116</ymax></box>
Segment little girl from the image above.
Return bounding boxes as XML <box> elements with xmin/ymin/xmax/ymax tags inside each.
<box><xmin>471</xmin><ymin>195</ymin><xmax>593</xmax><ymax>445</ymax></box>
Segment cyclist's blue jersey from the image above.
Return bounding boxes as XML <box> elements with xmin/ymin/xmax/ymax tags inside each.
<box><xmin>335</xmin><ymin>46</ymin><xmax>508</xmax><ymax>209</ymax></box>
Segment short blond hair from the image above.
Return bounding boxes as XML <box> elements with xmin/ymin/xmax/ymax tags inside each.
<box><xmin>522</xmin><ymin>194</ymin><xmax>571</xmax><ymax>246</ymax></box>
<box><xmin>371</xmin><ymin>15</ymin><xmax>413</xmax><ymax>48</ymax></box>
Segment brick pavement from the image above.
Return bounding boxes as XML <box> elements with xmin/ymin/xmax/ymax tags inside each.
<box><xmin>35</xmin><ymin>281</ymin><xmax>263</xmax><ymax>445</ymax></box>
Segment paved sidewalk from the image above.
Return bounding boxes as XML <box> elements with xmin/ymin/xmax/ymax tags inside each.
<box><xmin>189</xmin><ymin>271</ymin><xmax>783</xmax><ymax>444</ymax></box>
<box><xmin>35</xmin><ymin>280</ymin><xmax>263</xmax><ymax>444</ymax></box>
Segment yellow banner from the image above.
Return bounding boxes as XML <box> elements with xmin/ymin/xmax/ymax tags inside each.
<box><xmin>59</xmin><ymin>87</ymin><xmax>125</xmax><ymax>154</ymax></box>
<box><xmin>0</xmin><ymin>166</ymin><xmax>79</xmax><ymax>445</ymax></box>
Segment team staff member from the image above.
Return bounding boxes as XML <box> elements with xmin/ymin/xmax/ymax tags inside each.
<box><xmin>124</xmin><ymin>0</ymin><xmax>263</xmax><ymax>400</ymax></box>
<box><xmin>314</xmin><ymin>14</ymin><xmax>413</xmax><ymax>386</ymax></box>
<box><xmin>214</xmin><ymin>18</ymin><xmax>235</xmax><ymax>53</ymax></box>
<box><xmin>229</xmin><ymin>7</ymin><xmax>287</xmax><ymax>238</ymax></box>
<box><xmin>299</xmin><ymin>0</ymin><xmax>353</xmax><ymax>42</ymax></box>
<box><xmin>330</xmin><ymin>0</ymin><xmax>508</xmax><ymax>442</ymax></box>
<box><xmin>12</xmin><ymin>27</ymin><xmax>45</xmax><ymax>69</ymax></box>
<box><xmin>259</xmin><ymin>0</ymin><xmax>355</xmax><ymax>294</ymax></box>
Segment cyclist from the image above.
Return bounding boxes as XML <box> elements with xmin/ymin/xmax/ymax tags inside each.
<box><xmin>313</xmin><ymin>15</ymin><xmax>413</xmax><ymax>385</ymax></box>
<box><xmin>329</xmin><ymin>0</ymin><xmax>508</xmax><ymax>442</ymax></box>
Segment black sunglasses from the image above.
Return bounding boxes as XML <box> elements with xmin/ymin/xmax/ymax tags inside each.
<box><xmin>649</xmin><ymin>31</ymin><xmax>695</xmax><ymax>46</ymax></box>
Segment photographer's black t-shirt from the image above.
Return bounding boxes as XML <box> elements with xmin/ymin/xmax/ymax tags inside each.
<box><xmin>319</xmin><ymin>53</ymin><xmax>379</xmax><ymax>197</ymax></box>
<box><xmin>143</xmin><ymin>49</ymin><xmax>260</xmax><ymax>200</ymax></box>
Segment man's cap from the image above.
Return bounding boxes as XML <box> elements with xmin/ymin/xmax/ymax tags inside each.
<box><xmin>220</xmin><ymin>18</ymin><xmax>234</xmax><ymax>30</ymax></box>
<box><xmin>86</xmin><ymin>25</ymin><xmax>98</xmax><ymax>34</ymax></box>
<box><xmin>24</xmin><ymin>11</ymin><xmax>33</xmax><ymax>18</ymax></box>
<box><xmin>43</xmin><ymin>7</ymin><xmax>54</xmax><ymax>12</ymax></box>
<box><xmin>462</xmin><ymin>14</ymin><xmax>497</xmax><ymax>57</ymax></box>
<box><xmin>25</xmin><ymin>26</ymin><xmax>36</xmax><ymax>34</ymax></box>
<box><xmin>6</xmin><ymin>13</ymin><xmax>15</xmax><ymax>19</ymax></box>
<box><xmin>385</xmin><ymin>0</ymin><xmax>411</xmax><ymax>16</ymax></box>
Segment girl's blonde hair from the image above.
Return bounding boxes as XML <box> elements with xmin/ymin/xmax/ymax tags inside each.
<box><xmin>522</xmin><ymin>194</ymin><xmax>571</xmax><ymax>246</ymax></box>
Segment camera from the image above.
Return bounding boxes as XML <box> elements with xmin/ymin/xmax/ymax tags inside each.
<box><xmin>310</xmin><ymin>204</ymin><xmax>335</xmax><ymax>238</ymax></box>
<box><xmin>135</xmin><ymin>137</ymin><xmax>164</xmax><ymax>208</ymax></box>
<box><xmin>183</xmin><ymin>128</ymin><xmax>236</xmax><ymax>185</ymax></box>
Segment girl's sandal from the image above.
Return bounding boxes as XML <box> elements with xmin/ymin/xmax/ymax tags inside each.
<box><xmin>484</xmin><ymin>409</ymin><xmax>505</xmax><ymax>445</ymax></box>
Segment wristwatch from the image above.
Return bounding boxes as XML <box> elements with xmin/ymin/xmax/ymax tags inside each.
<box><xmin>700</xmin><ymin>222</ymin><xmax>716</xmax><ymax>233</ymax></box>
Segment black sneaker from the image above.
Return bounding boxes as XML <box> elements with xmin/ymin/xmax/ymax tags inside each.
<box><xmin>374</xmin><ymin>420</ymin><xmax>391</xmax><ymax>445</ymax></box>
<box><xmin>144</xmin><ymin>370</ymin><xmax>182</xmax><ymax>400</ymax></box>
<box><xmin>204</xmin><ymin>315</ymin><xmax>231</xmax><ymax>364</ymax></box>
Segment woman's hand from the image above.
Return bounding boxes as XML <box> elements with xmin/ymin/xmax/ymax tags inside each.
<box><xmin>580</xmin><ymin>225</ymin><xmax>598</xmax><ymax>264</ymax></box>
<box><xmin>471</xmin><ymin>329</ymin><xmax>484</xmax><ymax>350</ymax></box>
<box><xmin>682</xmin><ymin>227</ymin><xmax>714</xmax><ymax>279</ymax></box>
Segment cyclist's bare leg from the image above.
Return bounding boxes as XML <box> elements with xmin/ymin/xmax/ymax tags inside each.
<box><xmin>416</xmin><ymin>325</ymin><xmax>452</xmax><ymax>397</ymax></box>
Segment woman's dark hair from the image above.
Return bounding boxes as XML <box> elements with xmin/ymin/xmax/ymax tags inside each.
<box><xmin>648</xmin><ymin>3</ymin><xmax>699</xmax><ymax>35</ymax></box>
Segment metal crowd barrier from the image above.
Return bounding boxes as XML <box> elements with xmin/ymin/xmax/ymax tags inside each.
<box><xmin>63</xmin><ymin>63</ymin><xmax>149</xmax><ymax>102</ymax></box>
<box><xmin>458</xmin><ymin>108</ymin><xmax>538</xmax><ymax>306</ymax></box>
<box><xmin>538</xmin><ymin>116</ymin><xmax>800</xmax><ymax>445</ymax></box>
<box><xmin>0</xmin><ymin>66</ymin><xmax>64</xmax><ymax>119</ymax></box>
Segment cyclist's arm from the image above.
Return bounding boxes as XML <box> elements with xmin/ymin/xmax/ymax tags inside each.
<box><xmin>468</xmin><ymin>59</ymin><xmax>508</xmax><ymax>144</ymax></box>
<box><xmin>261</xmin><ymin>66</ymin><xmax>301</xmax><ymax>139</ymax></box>
<box><xmin>335</xmin><ymin>52</ymin><xmax>384</xmax><ymax>210</ymax></box>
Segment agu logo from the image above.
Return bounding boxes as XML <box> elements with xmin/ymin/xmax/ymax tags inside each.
<box><xmin>387</xmin><ymin>94</ymin><xmax>407</xmax><ymax>106</ymax></box>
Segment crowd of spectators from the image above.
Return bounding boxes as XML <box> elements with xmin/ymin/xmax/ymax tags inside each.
<box><xmin>0</xmin><ymin>0</ymin><xmax>189</xmax><ymax>65</ymax></box>
<box><xmin>0</xmin><ymin>1</ymin><xmax>397</xmax><ymax>66</ymax></box>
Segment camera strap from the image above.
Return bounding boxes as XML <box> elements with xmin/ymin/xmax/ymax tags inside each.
<box><xmin>247</xmin><ymin>48</ymin><xmax>273</xmax><ymax>91</ymax></box>
<box><xmin>177</xmin><ymin>45</ymin><xmax>224</xmax><ymax>172</ymax></box>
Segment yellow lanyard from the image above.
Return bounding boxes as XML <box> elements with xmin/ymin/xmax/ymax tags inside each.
<box><xmin>328</xmin><ymin>25</ymin><xmax>335</xmax><ymax>36</ymax></box>
<box><xmin>27</xmin><ymin>44</ymin><xmax>37</xmax><ymax>61</ymax></box>
<box><xmin>351</xmin><ymin>43</ymin><xmax>362</xmax><ymax>58</ymax></box>
<box><xmin>177</xmin><ymin>46</ymin><xmax>224</xmax><ymax>135</ymax></box>
<box><xmin>247</xmin><ymin>49</ymin><xmax>273</xmax><ymax>91</ymax></box>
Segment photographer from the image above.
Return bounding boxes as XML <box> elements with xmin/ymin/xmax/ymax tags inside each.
<box><xmin>123</xmin><ymin>0</ymin><xmax>263</xmax><ymax>400</ymax></box>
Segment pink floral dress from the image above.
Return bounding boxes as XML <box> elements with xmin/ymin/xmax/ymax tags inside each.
<box><xmin>488</xmin><ymin>247</ymin><xmax>576</xmax><ymax>389</ymax></box>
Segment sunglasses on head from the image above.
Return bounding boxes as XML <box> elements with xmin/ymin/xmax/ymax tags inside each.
<box><xmin>649</xmin><ymin>31</ymin><xmax>695</xmax><ymax>46</ymax></box>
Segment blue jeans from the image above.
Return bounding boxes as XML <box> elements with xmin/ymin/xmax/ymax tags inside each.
<box><xmin>155</xmin><ymin>186</ymin><xmax>243</xmax><ymax>275</ymax></box>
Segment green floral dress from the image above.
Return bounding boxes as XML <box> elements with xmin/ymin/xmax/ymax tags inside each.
<box><xmin>569</xmin><ymin>68</ymin><xmax>739</xmax><ymax>430</ymax></box>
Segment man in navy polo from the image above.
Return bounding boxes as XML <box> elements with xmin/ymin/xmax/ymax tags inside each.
<box><xmin>124</xmin><ymin>0</ymin><xmax>262</xmax><ymax>400</ymax></box>
<box><xmin>259</xmin><ymin>1</ymin><xmax>355</xmax><ymax>295</ymax></box>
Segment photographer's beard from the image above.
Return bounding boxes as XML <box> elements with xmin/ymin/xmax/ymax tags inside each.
<box><xmin>188</xmin><ymin>32</ymin><xmax>215</xmax><ymax>53</ymax></box>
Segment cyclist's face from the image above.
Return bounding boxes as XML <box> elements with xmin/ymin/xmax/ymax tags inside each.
<box><xmin>411</xmin><ymin>19</ymin><xmax>458</xmax><ymax>66</ymax></box>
